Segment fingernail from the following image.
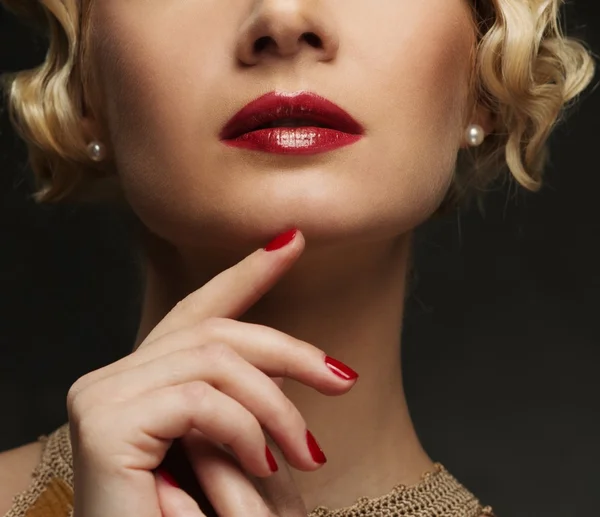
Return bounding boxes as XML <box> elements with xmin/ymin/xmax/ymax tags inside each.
<box><xmin>306</xmin><ymin>430</ymin><xmax>327</xmax><ymax>464</ymax></box>
<box><xmin>264</xmin><ymin>228</ymin><xmax>298</xmax><ymax>252</ymax></box>
<box><xmin>325</xmin><ymin>356</ymin><xmax>359</xmax><ymax>381</ymax></box>
<box><xmin>265</xmin><ymin>446</ymin><xmax>279</xmax><ymax>472</ymax></box>
<box><xmin>156</xmin><ymin>468</ymin><xmax>179</xmax><ymax>488</ymax></box>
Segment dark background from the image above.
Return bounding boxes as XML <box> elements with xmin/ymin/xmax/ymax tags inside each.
<box><xmin>1</xmin><ymin>3</ymin><xmax>599</xmax><ymax>516</ymax></box>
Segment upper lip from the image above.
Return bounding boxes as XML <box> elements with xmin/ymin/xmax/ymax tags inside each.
<box><xmin>219</xmin><ymin>91</ymin><xmax>364</xmax><ymax>140</ymax></box>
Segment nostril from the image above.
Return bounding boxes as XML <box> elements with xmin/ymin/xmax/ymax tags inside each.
<box><xmin>251</xmin><ymin>32</ymin><xmax>324</xmax><ymax>56</ymax></box>
<box><xmin>254</xmin><ymin>36</ymin><xmax>273</xmax><ymax>53</ymax></box>
<box><xmin>302</xmin><ymin>32</ymin><xmax>323</xmax><ymax>49</ymax></box>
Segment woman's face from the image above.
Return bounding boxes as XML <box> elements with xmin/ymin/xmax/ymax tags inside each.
<box><xmin>87</xmin><ymin>0</ymin><xmax>479</xmax><ymax>249</ymax></box>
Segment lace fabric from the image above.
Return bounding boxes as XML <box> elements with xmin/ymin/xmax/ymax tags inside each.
<box><xmin>309</xmin><ymin>462</ymin><xmax>496</xmax><ymax>517</ymax></box>
<box><xmin>4</xmin><ymin>423</ymin><xmax>496</xmax><ymax>517</ymax></box>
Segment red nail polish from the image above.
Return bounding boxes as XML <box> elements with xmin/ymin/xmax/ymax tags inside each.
<box><xmin>325</xmin><ymin>356</ymin><xmax>359</xmax><ymax>381</ymax></box>
<box><xmin>306</xmin><ymin>430</ymin><xmax>327</xmax><ymax>464</ymax></box>
<box><xmin>265</xmin><ymin>446</ymin><xmax>279</xmax><ymax>472</ymax></box>
<box><xmin>156</xmin><ymin>468</ymin><xmax>179</xmax><ymax>488</ymax></box>
<box><xmin>264</xmin><ymin>228</ymin><xmax>298</xmax><ymax>252</ymax></box>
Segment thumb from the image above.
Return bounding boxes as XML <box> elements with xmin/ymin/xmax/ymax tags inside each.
<box><xmin>271</xmin><ymin>377</ymin><xmax>285</xmax><ymax>389</ymax></box>
<box><xmin>155</xmin><ymin>469</ymin><xmax>209</xmax><ymax>517</ymax></box>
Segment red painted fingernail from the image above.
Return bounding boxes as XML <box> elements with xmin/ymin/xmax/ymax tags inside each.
<box><xmin>264</xmin><ymin>229</ymin><xmax>298</xmax><ymax>252</ymax></box>
<box><xmin>325</xmin><ymin>356</ymin><xmax>359</xmax><ymax>381</ymax></box>
<box><xmin>265</xmin><ymin>446</ymin><xmax>279</xmax><ymax>472</ymax></box>
<box><xmin>156</xmin><ymin>468</ymin><xmax>179</xmax><ymax>488</ymax></box>
<box><xmin>306</xmin><ymin>430</ymin><xmax>327</xmax><ymax>464</ymax></box>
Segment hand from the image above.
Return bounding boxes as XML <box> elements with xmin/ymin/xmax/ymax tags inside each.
<box><xmin>66</xmin><ymin>229</ymin><xmax>358</xmax><ymax>517</ymax></box>
<box><xmin>157</xmin><ymin>429</ymin><xmax>309</xmax><ymax>517</ymax></box>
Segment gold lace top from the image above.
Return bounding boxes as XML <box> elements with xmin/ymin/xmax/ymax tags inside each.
<box><xmin>4</xmin><ymin>423</ymin><xmax>497</xmax><ymax>517</ymax></box>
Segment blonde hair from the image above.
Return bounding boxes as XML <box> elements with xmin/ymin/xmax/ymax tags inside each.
<box><xmin>0</xmin><ymin>0</ymin><xmax>596</xmax><ymax>206</ymax></box>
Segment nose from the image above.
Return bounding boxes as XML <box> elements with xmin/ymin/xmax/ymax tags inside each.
<box><xmin>236</xmin><ymin>0</ymin><xmax>339</xmax><ymax>65</ymax></box>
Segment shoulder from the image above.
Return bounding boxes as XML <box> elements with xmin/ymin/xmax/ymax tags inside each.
<box><xmin>0</xmin><ymin>441</ymin><xmax>44</xmax><ymax>516</ymax></box>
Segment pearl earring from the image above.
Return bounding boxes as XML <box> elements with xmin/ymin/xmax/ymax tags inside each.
<box><xmin>465</xmin><ymin>124</ymin><xmax>485</xmax><ymax>147</ymax></box>
<box><xmin>87</xmin><ymin>140</ymin><xmax>106</xmax><ymax>162</ymax></box>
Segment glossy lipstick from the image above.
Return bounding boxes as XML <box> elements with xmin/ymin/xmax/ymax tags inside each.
<box><xmin>220</xmin><ymin>91</ymin><xmax>364</xmax><ymax>155</ymax></box>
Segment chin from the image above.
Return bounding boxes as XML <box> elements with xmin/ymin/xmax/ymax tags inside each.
<box><xmin>141</xmin><ymin>199</ymin><xmax>438</xmax><ymax>255</ymax></box>
<box><xmin>120</xmin><ymin>152</ymin><xmax>452</xmax><ymax>251</ymax></box>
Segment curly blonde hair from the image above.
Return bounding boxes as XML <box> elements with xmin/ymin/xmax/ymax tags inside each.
<box><xmin>0</xmin><ymin>0</ymin><xmax>596</xmax><ymax>207</ymax></box>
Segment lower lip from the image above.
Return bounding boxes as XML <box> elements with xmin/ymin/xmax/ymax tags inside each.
<box><xmin>222</xmin><ymin>127</ymin><xmax>362</xmax><ymax>155</ymax></box>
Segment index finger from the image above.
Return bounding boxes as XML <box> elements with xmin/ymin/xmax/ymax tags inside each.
<box><xmin>141</xmin><ymin>228</ymin><xmax>303</xmax><ymax>347</ymax></box>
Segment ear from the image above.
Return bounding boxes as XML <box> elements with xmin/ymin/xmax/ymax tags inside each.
<box><xmin>460</xmin><ymin>103</ymin><xmax>495</xmax><ymax>149</ymax></box>
<box><xmin>80</xmin><ymin>110</ymin><xmax>113</xmax><ymax>163</ymax></box>
<box><xmin>474</xmin><ymin>103</ymin><xmax>495</xmax><ymax>136</ymax></box>
<box><xmin>73</xmin><ymin>113</ymin><xmax>123</xmax><ymax>201</ymax></box>
<box><xmin>80</xmin><ymin>116</ymin><xmax>103</xmax><ymax>145</ymax></box>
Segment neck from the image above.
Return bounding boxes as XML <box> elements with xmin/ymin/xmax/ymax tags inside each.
<box><xmin>132</xmin><ymin>228</ymin><xmax>435</xmax><ymax>510</ymax></box>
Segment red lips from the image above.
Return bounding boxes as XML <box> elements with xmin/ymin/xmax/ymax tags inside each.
<box><xmin>219</xmin><ymin>91</ymin><xmax>364</xmax><ymax>155</ymax></box>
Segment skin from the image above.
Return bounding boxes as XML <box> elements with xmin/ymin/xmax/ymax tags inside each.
<box><xmin>76</xmin><ymin>0</ymin><xmax>493</xmax><ymax>512</ymax></box>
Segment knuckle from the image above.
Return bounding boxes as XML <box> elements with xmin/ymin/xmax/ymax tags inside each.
<box><xmin>179</xmin><ymin>380</ymin><xmax>210</xmax><ymax>407</ymax></box>
<box><xmin>201</xmin><ymin>340</ymin><xmax>235</xmax><ymax>364</ymax></box>
<box><xmin>196</xmin><ymin>316</ymin><xmax>229</xmax><ymax>337</ymax></box>
<box><xmin>66</xmin><ymin>378</ymin><xmax>90</xmax><ymax>417</ymax></box>
<box><xmin>66</xmin><ymin>367</ymin><xmax>113</xmax><ymax>417</ymax></box>
<box><xmin>228</xmin><ymin>411</ymin><xmax>261</xmax><ymax>448</ymax></box>
<box><xmin>173</xmin><ymin>295</ymin><xmax>200</xmax><ymax>316</ymax></box>
<box><xmin>66</xmin><ymin>363</ymin><xmax>115</xmax><ymax>411</ymax></box>
<box><xmin>66</xmin><ymin>383</ymin><xmax>80</xmax><ymax>411</ymax></box>
<box><xmin>268</xmin><ymin>394</ymin><xmax>303</xmax><ymax>432</ymax></box>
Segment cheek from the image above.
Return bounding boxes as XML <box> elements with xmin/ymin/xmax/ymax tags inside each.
<box><xmin>368</xmin><ymin>1</ymin><xmax>474</xmax><ymax>122</ymax></box>
<box><xmin>358</xmin><ymin>3</ymin><xmax>475</xmax><ymax>214</ymax></box>
<box><xmin>90</xmin><ymin>3</ymin><xmax>228</xmax><ymax>193</ymax></box>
